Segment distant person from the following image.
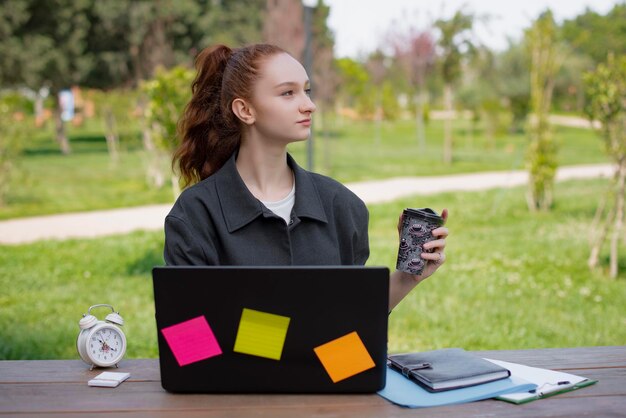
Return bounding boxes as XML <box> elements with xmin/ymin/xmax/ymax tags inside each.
<box><xmin>163</xmin><ymin>43</ymin><xmax>448</xmax><ymax>310</ymax></box>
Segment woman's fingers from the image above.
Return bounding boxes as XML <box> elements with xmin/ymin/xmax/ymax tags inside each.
<box><xmin>424</xmin><ymin>239</ymin><xmax>446</xmax><ymax>251</ymax></box>
<box><xmin>431</xmin><ymin>226</ymin><xmax>449</xmax><ymax>238</ymax></box>
<box><xmin>421</xmin><ymin>251</ymin><xmax>446</xmax><ymax>264</ymax></box>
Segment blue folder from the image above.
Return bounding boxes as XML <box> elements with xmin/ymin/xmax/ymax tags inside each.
<box><xmin>378</xmin><ymin>367</ymin><xmax>537</xmax><ymax>408</ymax></box>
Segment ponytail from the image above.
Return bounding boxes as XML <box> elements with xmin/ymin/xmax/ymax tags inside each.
<box><xmin>174</xmin><ymin>43</ymin><xmax>286</xmax><ymax>187</ymax></box>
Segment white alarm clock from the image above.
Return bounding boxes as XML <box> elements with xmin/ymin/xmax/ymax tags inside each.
<box><xmin>77</xmin><ymin>304</ymin><xmax>127</xmax><ymax>370</ymax></box>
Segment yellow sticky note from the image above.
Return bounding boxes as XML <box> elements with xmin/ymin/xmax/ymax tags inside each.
<box><xmin>233</xmin><ymin>308</ymin><xmax>291</xmax><ymax>360</ymax></box>
<box><xmin>314</xmin><ymin>331</ymin><xmax>375</xmax><ymax>383</ymax></box>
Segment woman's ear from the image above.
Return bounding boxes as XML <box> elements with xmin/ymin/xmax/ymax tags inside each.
<box><xmin>232</xmin><ymin>98</ymin><xmax>255</xmax><ymax>125</ymax></box>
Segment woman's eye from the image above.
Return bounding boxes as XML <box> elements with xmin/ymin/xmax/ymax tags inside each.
<box><xmin>281</xmin><ymin>90</ymin><xmax>294</xmax><ymax>96</ymax></box>
<box><xmin>305</xmin><ymin>88</ymin><xmax>312</xmax><ymax>96</ymax></box>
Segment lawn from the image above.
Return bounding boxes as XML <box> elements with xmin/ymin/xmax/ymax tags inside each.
<box><xmin>1</xmin><ymin>116</ymin><xmax>609</xmax><ymax>220</ymax></box>
<box><xmin>1</xmin><ymin>177</ymin><xmax>624</xmax><ymax>360</ymax></box>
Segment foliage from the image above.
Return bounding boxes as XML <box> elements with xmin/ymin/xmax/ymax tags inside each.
<box><xmin>434</xmin><ymin>9</ymin><xmax>476</xmax><ymax>85</ymax></box>
<box><xmin>87</xmin><ymin>88</ymin><xmax>142</xmax><ymax>163</ymax></box>
<box><xmin>584</xmin><ymin>54</ymin><xmax>626</xmax><ymax>278</ymax></box>
<box><xmin>434</xmin><ymin>8</ymin><xmax>476</xmax><ymax>165</ymax></box>
<box><xmin>0</xmin><ymin>0</ymin><xmax>92</xmax><ymax>90</ymax></box>
<box><xmin>140</xmin><ymin>66</ymin><xmax>193</xmax><ymax>154</ymax></box>
<box><xmin>583</xmin><ymin>54</ymin><xmax>626</xmax><ymax>156</ymax></box>
<box><xmin>2</xmin><ymin>179</ymin><xmax>625</xmax><ymax>359</ymax></box>
<box><xmin>561</xmin><ymin>4</ymin><xmax>626</xmax><ymax>65</ymax></box>
<box><xmin>0</xmin><ymin>0</ymin><xmax>268</xmax><ymax>91</ymax></box>
<box><xmin>496</xmin><ymin>42</ymin><xmax>531</xmax><ymax>133</ymax></box>
<box><xmin>381</xmin><ymin>81</ymin><xmax>401</xmax><ymax>120</ymax></box>
<box><xmin>140</xmin><ymin>66</ymin><xmax>193</xmax><ymax>192</ymax></box>
<box><xmin>457</xmin><ymin>47</ymin><xmax>510</xmax><ymax>143</ymax></box>
<box><xmin>0</xmin><ymin>97</ymin><xmax>30</xmax><ymax>206</ymax></box>
<box><xmin>87</xmin><ymin>89</ymin><xmax>141</xmax><ymax>141</ymax></box>
<box><xmin>335</xmin><ymin>57</ymin><xmax>373</xmax><ymax>115</ymax></box>
<box><xmin>552</xmin><ymin>52</ymin><xmax>594</xmax><ymax>113</ymax></box>
<box><xmin>200</xmin><ymin>0</ymin><xmax>265</xmax><ymax>47</ymax></box>
<box><xmin>525</xmin><ymin>10</ymin><xmax>563</xmax><ymax>212</ymax></box>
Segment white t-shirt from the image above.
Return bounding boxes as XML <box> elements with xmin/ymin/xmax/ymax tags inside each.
<box><xmin>261</xmin><ymin>181</ymin><xmax>296</xmax><ymax>224</ymax></box>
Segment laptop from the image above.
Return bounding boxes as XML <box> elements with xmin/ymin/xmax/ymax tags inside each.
<box><xmin>152</xmin><ymin>266</ymin><xmax>389</xmax><ymax>393</ymax></box>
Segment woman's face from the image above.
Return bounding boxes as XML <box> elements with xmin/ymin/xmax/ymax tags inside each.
<box><xmin>248</xmin><ymin>52</ymin><xmax>316</xmax><ymax>145</ymax></box>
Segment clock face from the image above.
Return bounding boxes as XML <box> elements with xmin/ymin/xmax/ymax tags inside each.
<box><xmin>88</xmin><ymin>326</ymin><xmax>125</xmax><ymax>366</ymax></box>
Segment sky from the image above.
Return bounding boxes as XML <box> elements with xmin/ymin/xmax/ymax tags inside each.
<box><xmin>323</xmin><ymin>0</ymin><xmax>622</xmax><ymax>58</ymax></box>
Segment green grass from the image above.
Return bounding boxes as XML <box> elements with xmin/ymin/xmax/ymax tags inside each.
<box><xmin>2</xmin><ymin>118</ymin><xmax>174</xmax><ymax>220</ymax></box>
<box><xmin>288</xmin><ymin>117</ymin><xmax>609</xmax><ymax>181</ymax></box>
<box><xmin>1</xmin><ymin>178</ymin><xmax>624</xmax><ymax>359</ymax></box>
<box><xmin>1</xmin><ymin>117</ymin><xmax>609</xmax><ymax>220</ymax></box>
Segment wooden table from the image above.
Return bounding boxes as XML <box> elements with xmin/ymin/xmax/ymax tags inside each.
<box><xmin>1</xmin><ymin>346</ymin><xmax>624</xmax><ymax>417</ymax></box>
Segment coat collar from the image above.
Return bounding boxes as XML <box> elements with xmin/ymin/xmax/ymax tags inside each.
<box><xmin>214</xmin><ymin>150</ymin><xmax>328</xmax><ymax>233</ymax></box>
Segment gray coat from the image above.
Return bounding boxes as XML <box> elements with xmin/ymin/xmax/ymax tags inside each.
<box><xmin>164</xmin><ymin>151</ymin><xmax>369</xmax><ymax>266</ymax></box>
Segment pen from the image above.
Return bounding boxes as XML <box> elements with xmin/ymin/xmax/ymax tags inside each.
<box><xmin>530</xmin><ymin>380</ymin><xmax>572</xmax><ymax>394</ymax></box>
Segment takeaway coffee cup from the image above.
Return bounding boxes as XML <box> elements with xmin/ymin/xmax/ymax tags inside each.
<box><xmin>396</xmin><ymin>208</ymin><xmax>444</xmax><ymax>275</ymax></box>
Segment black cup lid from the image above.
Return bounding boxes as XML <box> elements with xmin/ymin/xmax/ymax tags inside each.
<box><xmin>404</xmin><ymin>208</ymin><xmax>443</xmax><ymax>224</ymax></box>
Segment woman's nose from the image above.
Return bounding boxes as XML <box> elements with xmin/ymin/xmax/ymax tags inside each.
<box><xmin>301</xmin><ymin>95</ymin><xmax>316</xmax><ymax>114</ymax></box>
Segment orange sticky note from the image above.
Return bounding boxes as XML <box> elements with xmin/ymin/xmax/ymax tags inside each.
<box><xmin>313</xmin><ymin>331</ymin><xmax>375</xmax><ymax>383</ymax></box>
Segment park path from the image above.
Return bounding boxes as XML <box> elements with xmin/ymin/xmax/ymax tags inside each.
<box><xmin>0</xmin><ymin>163</ymin><xmax>613</xmax><ymax>245</ymax></box>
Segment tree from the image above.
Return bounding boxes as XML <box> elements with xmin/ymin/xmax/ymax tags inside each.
<box><xmin>561</xmin><ymin>4</ymin><xmax>626</xmax><ymax>65</ymax></box>
<box><xmin>0</xmin><ymin>0</ymin><xmax>96</xmax><ymax>154</ymax></box>
<box><xmin>199</xmin><ymin>0</ymin><xmax>266</xmax><ymax>47</ymax></box>
<box><xmin>585</xmin><ymin>54</ymin><xmax>626</xmax><ymax>278</ymax></box>
<box><xmin>87</xmin><ymin>0</ymin><xmax>201</xmax><ymax>88</ymax></box>
<box><xmin>434</xmin><ymin>9</ymin><xmax>476</xmax><ymax>164</ymax></box>
<box><xmin>140</xmin><ymin>66</ymin><xmax>194</xmax><ymax>196</ymax></box>
<box><xmin>496</xmin><ymin>41</ymin><xmax>531</xmax><ymax>134</ymax></box>
<box><xmin>309</xmin><ymin>0</ymin><xmax>337</xmax><ymax>112</ymax></box>
<box><xmin>457</xmin><ymin>47</ymin><xmax>505</xmax><ymax>148</ymax></box>
<box><xmin>309</xmin><ymin>0</ymin><xmax>337</xmax><ymax>171</ymax></box>
<box><xmin>525</xmin><ymin>10</ymin><xmax>564</xmax><ymax>212</ymax></box>
<box><xmin>552</xmin><ymin>52</ymin><xmax>594</xmax><ymax>113</ymax></box>
<box><xmin>263</xmin><ymin>0</ymin><xmax>305</xmax><ymax>59</ymax></box>
<box><xmin>335</xmin><ymin>57</ymin><xmax>371</xmax><ymax>117</ymax></box>
<box><xmin>0</xmin><ymin>93</ymin><xmax>33</xmax><ymax>206</ymax></box>
<box><xmin>365</xmin><ymin>50</ymin><xmax>388</xmax><ymax>144</ymax></box>
<box><xmin>392</xmin><ymin>28</ymin><xmax>436</xmax><ymax>151</ymax></box>
<box><xmin>87</xmin><ymin>88</ymin><xmax>141</xmax><ymax>165</ymax></box>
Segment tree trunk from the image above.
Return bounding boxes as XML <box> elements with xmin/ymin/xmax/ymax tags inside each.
<box><xmin>588</xmin><ymin>184</ymin><xmax>612</xmax><ymax>268</ymax></box>
<box><xmin>320</xmin><ymin>108</ymin><xmax>332</xmax><ymax>173</ymax></box>
<box><xmin>104</xmin><ymin>108</ymin><xmax>120</xmax><ymax>164</ymax></box>
<box><xmin>171</xmin><ymin>174</ymin><xmax>181</xmax><ymax>200</ymax></box>
<box><xmin>35</xmin><ymin>94</ymin><xmax>45</xmax><ymax>127</ymax></box>
<box><xmin>375</xmin><ymin>87</ymin><xmax>382</xmax><ymax>146</ymax></box>
<box><xmin>54</xmin><ymin>95</ymin><xmax>71</xmax><ymax>155</ymax></box>
<box><xmin>610</xmin><ymin>162</ymin><xmax>626</xmax><ymax>278</ymax></box>
<box><xmin>443</xmin><ymin>83</ymin><xmax>453</xmax><ymax>165</ymax></box>
<box><xmin>415</xmin><ymin>90</ymin><xmax>426</xmax><ymax>152</ymax></box>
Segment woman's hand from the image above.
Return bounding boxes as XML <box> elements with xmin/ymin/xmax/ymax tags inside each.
<box><xmin>397</xmin><ymin>208</ymin><xmax>449</xmax><ymax>284</ymax></box>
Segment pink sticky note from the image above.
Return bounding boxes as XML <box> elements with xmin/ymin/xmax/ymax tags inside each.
<box><xmin>161</xmin><ymin>316</ymin><xmax>222</xmax><ymax>366</ymax></box>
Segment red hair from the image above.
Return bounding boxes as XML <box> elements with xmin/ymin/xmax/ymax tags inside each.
<box><xmin>174</xmin><ymin>44</ymin><xmax>286</xmax><ymax>187</ymax></box>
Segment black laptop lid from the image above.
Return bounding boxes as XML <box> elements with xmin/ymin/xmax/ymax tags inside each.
<box><xmin>152</xmin><ymin>266</ymin><xmax>389</xmax><ymax>393</ymax></box>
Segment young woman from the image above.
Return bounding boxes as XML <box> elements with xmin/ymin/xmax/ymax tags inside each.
<box><xmin>164</xmin><ymin>44</ymin><xmax>448</xmax><ymax>310</ymax></box>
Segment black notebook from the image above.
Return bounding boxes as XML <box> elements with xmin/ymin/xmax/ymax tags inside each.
<box><xmin>387</xmin><ymin>348</ymin><xmax>511</xmax><ymax>392</ymax></box>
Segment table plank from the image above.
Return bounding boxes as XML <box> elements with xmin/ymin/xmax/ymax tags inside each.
<box><xmin>1</xmin><ymin>346</ymin><xmax>624</xmax><ymax>417</ymax></box>
<box><xmin>0</xmin><ymin>368</ymin><xmax>621</xmax><ymax>414</ymax></box>
<box><xmin>0</xmin><ymin>359</ymin><xmax>160</xmax><ymax>384</ymax></box>
<box><xmin>2</xmin><ymin>346</ymin><xmax>623</xmax><ymax>384</ymax></box>
<box><xmin>3</xmin><ymin>398</ymin><xmax>626</xmax><ymax>418</ymax></box>
<box><xmin>475</xmin><ymin>346</ymin><xmax>626</xmax><ymax>370</ymax></box>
